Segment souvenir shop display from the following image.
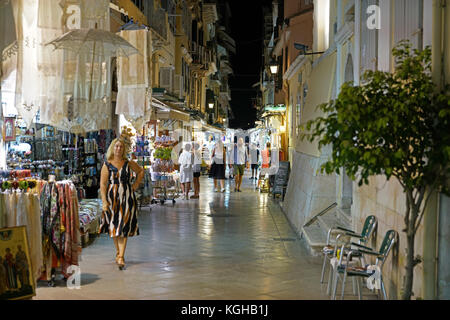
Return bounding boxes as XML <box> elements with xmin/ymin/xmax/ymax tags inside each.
<box><xmin>134</xmin><ymin>134</ymin><xmax>153</xmax><ymax>207</ymax></box>
<box><xmin>0</xmin><ymin>180</ymin><xmax>43</xmax><ymax>287</ymax></box>
<box><xmin>39</xmin><ymin>180</ymin><xmax>81</xmax><ymax>286</ymax></box>
<box><xmin>78</xmin><ymin>199</ymin><xmax>102</xmax><ymax>247</ymax></box>
<box><xmin>151</xmin><ymin>135</ymin><xmax>179</xmax><ymax>205</ymax></box>
<box><xmin>79</xmin><ymin>138</ymin><xmax>101</xmax><ymax>199</ymax></box>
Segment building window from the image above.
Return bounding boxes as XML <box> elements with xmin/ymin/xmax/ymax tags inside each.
<box><xmin>297</xmin><ymin>82</ymin><xmax>308</xmax><ymax>138</ymax></box>
<box><xmin>131</xmin><ymin>0</ymin><xmax>144</xmax><ymax>12</ymax></box>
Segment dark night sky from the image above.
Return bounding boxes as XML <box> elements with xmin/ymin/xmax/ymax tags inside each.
<box><xmin>228</xmin><ymin>0</ymin><xmax>272</xmax><ymax>130</ymax></box>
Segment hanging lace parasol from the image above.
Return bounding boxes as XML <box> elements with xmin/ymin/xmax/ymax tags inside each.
<box><xmin>45</xmin><ymin>27</ymin><xmax>140</xmax><ymax>58</ymax></box>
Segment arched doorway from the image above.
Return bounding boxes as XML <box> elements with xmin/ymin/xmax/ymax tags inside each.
<box><xmin>344</xmin><ymin>54</ymin><xmax>354</xmax><ymax>84</ymax></box>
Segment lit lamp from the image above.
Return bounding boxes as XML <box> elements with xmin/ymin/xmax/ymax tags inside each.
<box><xmin>206</xmin><ymin>89</ymin><xmax>215</xmax><ymax>109</ymax></box>
<box><xmin>269</xmin><ymin>58</ymin><xmax>279</xmax><ymax>75</ymax></box>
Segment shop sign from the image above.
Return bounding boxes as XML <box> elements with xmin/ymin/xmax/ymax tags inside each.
<box><xmin>264</xmin><ymin>104</ymin><xmax>286</xmax><ymax>112</ymax></box>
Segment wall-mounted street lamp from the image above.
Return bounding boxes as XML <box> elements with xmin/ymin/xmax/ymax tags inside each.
<box><xmin>269</xmin><ymin>58</ymin><xmax>279</xmax><ymax>75</ymax></box>
<box><xmin>294</xmin><ymin>43</ymin><xmax>324</xmax><ymax>56</ymax></box>
<box><xmin>206</xmin><ymin>89</ymin><xmax>215</xmax><ymax>109</ymax></box>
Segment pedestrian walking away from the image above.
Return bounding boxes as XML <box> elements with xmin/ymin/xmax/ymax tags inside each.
<box><xmin>211</xmin><ymin>139</ymin><xmax>226</xmax><ymax>192</ymax></box>
<box><xmin>230</xmin><ymin>137</ymin><xmax>248</xmax><ymax>192</ymax></box>
<box><xmin>179</xmin><ymin>142</ymin><xmax>194</xmax><ymax>200</ymax></box>
<box><xmin>191</xmin><ymin>141</ymin><xmax>202</xmax><ymax>199</ymax></box>
<box><xmin>249</xmin><ymin>143</ymin><xmax>260</xmax><ymax>180</ymax></box>
<box><xmin>99</xmin><ymin>127</ymin><xmax>144</xmax><ymax>270</ymax></box>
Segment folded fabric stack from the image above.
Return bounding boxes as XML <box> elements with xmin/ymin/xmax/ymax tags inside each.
<box><xmin>78</xmin><ymin>199</ymin><xmax>102</xmax><ymax>242</ymax></box>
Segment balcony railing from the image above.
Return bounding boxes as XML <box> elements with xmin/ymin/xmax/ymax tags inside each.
<box><xmin>143</xmin><ymin>3</ymin><xmax>167</xmax><ymax>40</ymax></box>
<box><xmin>191</xmin><ymin>43</ymin><xmax>210</xmax><ymax>70</ymax></box>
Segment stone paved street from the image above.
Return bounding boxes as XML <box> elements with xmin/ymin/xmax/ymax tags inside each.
<box><xmin>35</xmin><ymin>172</ymin><xmax>330</xmax><ymax>300</ymax></box>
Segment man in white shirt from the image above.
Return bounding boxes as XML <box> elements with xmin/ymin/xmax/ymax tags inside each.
<box><xmin>229</xmin><ymin>137</ymin><xmax>248</xmax><ymax>192</ymax></box>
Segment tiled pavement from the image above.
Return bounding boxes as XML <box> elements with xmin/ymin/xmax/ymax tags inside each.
<box><xmin>35</xmin><ymin>172</ymin><xmax>333</xmax><ymax>300</ymax></box>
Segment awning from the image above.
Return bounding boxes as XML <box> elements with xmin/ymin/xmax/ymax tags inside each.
<box><xmin>151</xmin><ymin>97</ymin><xmax>190</xmax><ymax>122</ymax></box>
<box><xmin>202</xmin><ymin>124</ymin><xmax>225</xmax><ymax>134</ymax></box>
<box><xmin>298</xmin><ymin>51</ymin><xmax>336</xmax><ymax>157</ymax></box>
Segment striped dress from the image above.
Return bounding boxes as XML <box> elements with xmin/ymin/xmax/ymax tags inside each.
<box><xmin>99</xmin><ymin>161</ymin><xmax>139</xmax><ymax>237</ymax></box>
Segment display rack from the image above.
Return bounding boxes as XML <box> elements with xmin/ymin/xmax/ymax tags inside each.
<box><xmin>80</xmin><ymin>138</ymin><xmax>100</xmax><ymax>199</ymax></box>
<box><xmin>134</xmin><ymin>134</ymin><xmax>153</xmax><ymax>208</ymax></box>
<box><xmin>151</xmin><ymin>136</ymin><xmax>179</xmax><ymax>205</ymax></box>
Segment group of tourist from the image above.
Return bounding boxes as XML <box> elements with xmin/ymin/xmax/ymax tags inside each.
<box><xmin>98</xmin><ymin>132</ymin><xmax>272</xmax><ymax>270</ymax></box>
<box><xmin>178</xmin><ymin>137</ymin><xmax>272</xmax><ymax>196</ymax></box>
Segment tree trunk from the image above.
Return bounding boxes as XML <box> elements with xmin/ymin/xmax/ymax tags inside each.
<box><xmin>402</xmin><ymin>231</ymin><xmax>416</xmax><ymax>300</ymax></box>
<box><xmin>402</xmin><ymin>203</ymin><xmax>420</xmax><ymax>300</ymax></box>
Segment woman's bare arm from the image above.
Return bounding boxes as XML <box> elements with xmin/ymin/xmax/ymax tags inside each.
<box><xmin>128</xmin><ymin>160</ymin><xmax>145</xmax><ymax>191</ymax></box>
<box><xmin>100</xmin><ymin>164</ymin><xmax>109</xmax><ymax>210</ymax></box>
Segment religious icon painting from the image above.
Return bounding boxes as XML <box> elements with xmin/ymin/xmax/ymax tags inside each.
<box><xmin>0</xmin><ymin>226</ymin><xmax>36</xmax><ymax>300</ymax></box>
<box><xmin>3</xmin><ymin>117</ymin><xmax>16</xmax><ymax>142</ymax></box>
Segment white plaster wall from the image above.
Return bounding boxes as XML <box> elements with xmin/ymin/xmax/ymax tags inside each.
<box><xmin>352</xmin><ymin>176</ymin><xmax>427</xmax><ymax>299</ymax></box>
<box><xmin>283</xmin><ymin>150</ymin><xmax>337</xmax><ymax>233</ymax></box>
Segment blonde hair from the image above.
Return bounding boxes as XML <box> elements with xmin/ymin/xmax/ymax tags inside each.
<box><xmin>106</xmin><ymin>138</ymin><xmax>129</xmax><ymax>161</ymax></box>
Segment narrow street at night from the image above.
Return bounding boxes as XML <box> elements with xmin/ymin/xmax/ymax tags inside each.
<box><xmin>35</xmin><ymin>174</ymin><xmax>329</xmax><ymax>300</ymax></box>
<box><xmin>1</xmin><ymin>0</ymin><xmax>449</xmax><ymax>308</ymax></box>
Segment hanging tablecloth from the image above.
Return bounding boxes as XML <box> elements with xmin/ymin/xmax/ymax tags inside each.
<box><xmin>116</xmin><ymin>29</ymin><xmax>152</xmax><ymax>130</ymax></box>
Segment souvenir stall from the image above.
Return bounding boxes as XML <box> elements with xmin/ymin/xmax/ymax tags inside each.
<box><xmin>131</xmin><ymin>120</ymin><xmax>154</xmax><ymax>208</ymax></box>
<box><xmin>262</xmin><ymin>105</ymin><xmax>287</xmax><ymax>162</ymax></box>
<box><xmin>0</xmin><ymin>0</ymin><xmax>149</xmax><ymax>296</ymax></box>
<box><xmin>2</xmin><ymin>116</ymin><xmax>113</xmax><ymax>251</ymax></box>
<box><xmin>150</xmin><ymin>132</ymin><xmax>179</xmax><ymax>205</ymax></box>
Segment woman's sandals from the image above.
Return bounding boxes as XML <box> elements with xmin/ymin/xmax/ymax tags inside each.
<box><xmin>116</xmin><ymin>254</ymin><xmax>126</xmax><ymax>270</ymax></box>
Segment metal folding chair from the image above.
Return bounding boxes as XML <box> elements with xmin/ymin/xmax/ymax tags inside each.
<box><xmin>331</xmin><ymin>230</ymin><xmax>398</xmax><ymax>300</ymax></box>
<box><xmin>321</xmin><ymin>215</ymin><xmax>377</xmax><ymax>295</ymax></box>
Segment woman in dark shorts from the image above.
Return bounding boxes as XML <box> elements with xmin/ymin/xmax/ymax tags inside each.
<box><xmin>191</xmin><ymin>142</ymin><xmax>202</xmax><ymax>199</ymax></box>
<box><xmin>211</xmin><ymin>140</ymin><xmax>226</xmax><ymax>192</ymax></box>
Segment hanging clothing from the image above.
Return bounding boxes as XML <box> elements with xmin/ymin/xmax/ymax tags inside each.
<box><xmin>39</xmin><ymin>180</ymin><xmax>81</xmax><ymax>281</ymax></box>
<box><xmin>261</xmin><ymin>149</ymin><xmax>270</xmax><ymax>169</ymax></box>
<box><xmin>0</xmin><ymin>191</ymin><xmax>43</xmax><ymax>282</ymax></box>
<box><xmin>11</xmin><ymin>0</ymin><xmax>40</xmax><ymax>128</ymax></box>
<box><xmin>99</xmin><ymin>161</ymin><xmax>139</xmax><ymax>237</ymax></box>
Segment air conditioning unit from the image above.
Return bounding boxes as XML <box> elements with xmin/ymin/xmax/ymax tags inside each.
<box><xmin>159</xmin><ymin>67</ymin><xmax>173</xmax><ymax>93</ymax></box>
<box><xmin>173</xmin><ymin>74</ymin><xmax>184</xmax><ymax>99</ymax></box>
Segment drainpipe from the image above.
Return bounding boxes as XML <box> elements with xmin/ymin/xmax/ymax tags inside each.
<box><xmin>444</xmin><ymin>0</ymin><xmax>450</xmax><ymax>86</ymax></box>
<box><xmin>432</xmin><ymin>0</ymin><xmax>443</xmax><ymax>89</ymax></box>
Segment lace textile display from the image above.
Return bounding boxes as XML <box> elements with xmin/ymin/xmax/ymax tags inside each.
<box><xmin>0</xmin><ymin>180</ymin><xmax>45</xmax><ymax>283</ymax></box>
<box><xmin>5</xmin><ymin>0</ymin><xmax>113</xmax><ymax>133</ymax></box>
<box><xmin>116</xmin><ymin>29</ymin><xmax>152</xmax><ymax>130</ymax></box>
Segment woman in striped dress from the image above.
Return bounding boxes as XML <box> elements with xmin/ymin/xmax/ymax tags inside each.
<box><xmin>99</xmin><ymin>129</ymin><xmax>144</xmax><ymax>270</ymax></box>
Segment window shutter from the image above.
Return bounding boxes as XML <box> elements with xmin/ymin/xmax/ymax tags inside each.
<box><xmin>361</xmin><ymin>0</ymin><xmax>378</xmax><ymax>71</ymax></box>
<box><xmin>394</xmin><ymin>0</ymin><xmax>407</xmax><ymax>44</ymax></box>
<box><xmin>395</xmin><ymin>0</ymin><xmax>422</xmax><ymax>48</ymax></box>
<box><xmin>405</xmin><ymin>0</ymin><xmax>423</xmax><ymax>49</ymax></box>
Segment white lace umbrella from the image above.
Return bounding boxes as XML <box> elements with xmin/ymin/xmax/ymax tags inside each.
<box><xmin>46</xmin><ymin>28</ymin><xmax>139</xmax><ymax>57</ymax></box>
<box><xmin>46</xmin><ymin>26</ymin><xmax>139</xmax><ymax>101</ymax></box>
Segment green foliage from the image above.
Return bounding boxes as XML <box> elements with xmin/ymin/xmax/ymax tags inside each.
<box><xmin>154</xmin><ymin>147</ymin><xmax>172</xmax><ymax>160</ymax></box>
<box><xmin>302</xmin><ymin>41</ymin><xmax>450</xmax><ymax>195</ymax></box>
